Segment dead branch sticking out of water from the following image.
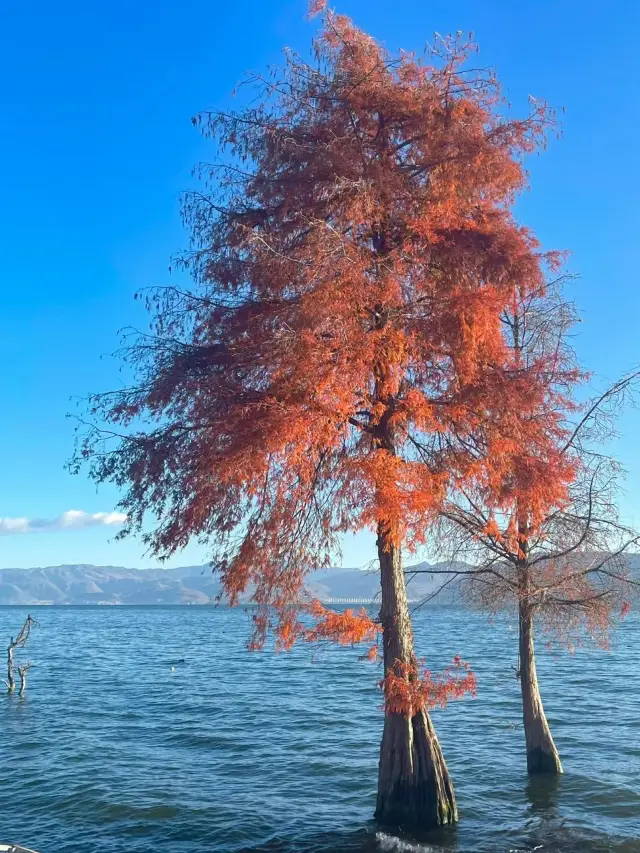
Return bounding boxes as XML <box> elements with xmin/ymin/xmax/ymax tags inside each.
<box><xmin>5</xmin><ymin>615</ymin><xmax>38</xmax><ymax>695</ymax></box>
<box><xmin>18</xmin><ymin>662</ymin><xmax>33</xmax><ymax>697</ymax></box>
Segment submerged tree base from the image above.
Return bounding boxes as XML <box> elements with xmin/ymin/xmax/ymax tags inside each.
<box><xmin>375</xmin><ymin>709</ymin><xmax>457</xmax><ymax>829</ymax></box>
<box><xmin>526</xmin><ymin>745</ymin><xmax>563</xmax><ymax>775</ymax></box>
<box><xmin>519</xmin><ymin>603</ymin><xmax>563</xmax><ymax>777</ymax></box>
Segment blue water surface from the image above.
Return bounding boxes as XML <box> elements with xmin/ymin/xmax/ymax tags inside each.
<box><xmin>0</xmin><ymin>606</ymin><xmax>638</xmax><ymax>853</ymax></box>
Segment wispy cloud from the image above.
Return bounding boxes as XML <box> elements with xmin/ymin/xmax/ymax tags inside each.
<box><xmin>0</xmin><ymin>510</ymin><xmax>127</xmax><ymax>536</ymax></box>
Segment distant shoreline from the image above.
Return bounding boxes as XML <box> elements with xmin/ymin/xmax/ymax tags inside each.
<box><xmin>0</xmin><ymin>600</ymin><xmax>450</xmax><ymax>607</ymax></box>
<box><xmin>0</xmin><ymin>562</ymin><xmax>469</xmax><ymax>606</ymax></box>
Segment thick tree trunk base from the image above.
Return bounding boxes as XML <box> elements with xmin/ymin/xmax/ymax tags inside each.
<box><xmin>519</xmin><ymin>601</ymin><xmax>563</xmax><ymax>776</ymax></box>
<box><xmin>375</xmin><ymin>708</ymin><xmax>457</xmax><ymax>829</ymax></box>
<box><xmin>526</xmin><ymin>743</ymin><xmax>563</xmax><ymax>775</ymax></box>
<box><xmin>375</xmin><ymin>523</ymin><xmax>456</xmax><ymax>829</ymax></box>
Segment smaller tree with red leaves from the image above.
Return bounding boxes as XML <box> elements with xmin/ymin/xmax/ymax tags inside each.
<box><xmin>429</xmin><ymin>278</ymin><xmax>640</xmax><ymax>774</ymax></box>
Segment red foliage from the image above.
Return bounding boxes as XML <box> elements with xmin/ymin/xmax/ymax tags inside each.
<box><xmin>77</xmin><ymin>6</ymin><xmax>565</xmax><ymax>656</ymax></box>
<box><xmin>382</xmin><ymin>656</ymin><xmax>477</xmax><ymax>715</ymax></box>
<box><xmin>303</xmin><ymin>600</ymin><xmax>381</xmax><ymax>646</ymax></box>
<box><xmin>364</xmin><ymin>644</ymin><xmax>379</xmax><ymax>662</ymax></box>
<box><xmin>307</xmin><ymin>0</ymin><xmax>327</xmax><ymax>17</ymax></box>
<box><xmin>440</xmin><ymin>272</ymin><xmax>638</xmax><ymax>651</ymax></box>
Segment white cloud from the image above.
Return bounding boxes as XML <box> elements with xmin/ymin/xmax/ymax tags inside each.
<box><xmin>0</xmin><ymin>510</ymin><xmax>128</xmax><ymax>536</ymax></box>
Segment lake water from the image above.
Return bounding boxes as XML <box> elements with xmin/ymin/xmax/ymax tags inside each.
<box><xmin>0</xmin><ymin>605</ymin><xmax>638</xmax><ymax>853</ymax></box>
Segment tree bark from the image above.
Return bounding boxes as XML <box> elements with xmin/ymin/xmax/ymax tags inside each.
<box><xmin>6</xmin><ymin>643</ymin><xmax>15</xmax><ymax>693</ymax></box>
<box><xmin>18</xmin><ymin>664</ymin><xmax>31</xmax><ymax>698</ymax></box>
<box><xmin>519</xmin><ymin>601</ymin><xmax>562</xmax><ymax>774</ymax></box>
<box><xmin>5</xmin><ymin>617</ymin><xmax>38</xmax><ymax>695</ymax></box>
<box><xmin>374</xmin><ymin>525</ymin><xmax>457</xmax><ymax>828</ymax></box>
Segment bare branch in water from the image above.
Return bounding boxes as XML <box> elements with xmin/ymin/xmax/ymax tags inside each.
<box><xmin>18</xmin><ymin>662</ymin><xmax>33</xmax><ymax>698</ymax></box>
<box><xmin>5</xmin><ymin>614</ymin><xmax>39</xmax><ymax>695</ymax></box>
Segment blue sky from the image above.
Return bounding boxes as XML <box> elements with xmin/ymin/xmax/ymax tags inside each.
<box><xmin>1</xmin><ymin>0</ymin><xmax>639</xmax><ymax>569</ymax></box>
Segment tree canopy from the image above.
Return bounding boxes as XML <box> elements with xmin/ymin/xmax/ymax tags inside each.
<box><xmin>77</xmin><ymin>10</ymin><xmax>567</xmax><ymax>655</ymax></box>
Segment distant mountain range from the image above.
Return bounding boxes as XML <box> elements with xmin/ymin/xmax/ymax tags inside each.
<box><xmin>0</xmin><ymin>562</ymin><xmax>466</xmax><ymax>606</ymax></box>
<box><xmin>1</xmin><ymin>554</ymin><xmax>637</xmax><ymax>606</ymax></box>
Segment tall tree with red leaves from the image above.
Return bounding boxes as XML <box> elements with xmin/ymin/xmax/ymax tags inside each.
<box><xmin>75</xmin><ymin>5</ymin><xmax>564</xmax><ymax>828</ymax></box>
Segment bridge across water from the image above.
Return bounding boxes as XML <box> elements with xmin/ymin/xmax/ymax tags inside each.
<box><xmin>318</xmin><ymin>597</ymin><xmax>421</xmax><ymax>604</ymax></box>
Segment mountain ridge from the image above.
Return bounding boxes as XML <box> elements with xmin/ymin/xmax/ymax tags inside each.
<box><xmin>0</xmin><ymin>562</ymin><xmax>464</xmax><ymax>605</ymax></box>
<box><xmin>3</xmin><ymin>555</ymin><xmax>636</xmax><ymax>606</ymax></box>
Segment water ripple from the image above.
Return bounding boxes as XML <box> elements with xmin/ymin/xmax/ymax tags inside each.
<box><xmin>0</xmin><ymin>606</ymin><xmax>638</xmax><ymax>853</ymax></box>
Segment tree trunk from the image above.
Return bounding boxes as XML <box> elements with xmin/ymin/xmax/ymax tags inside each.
<box><xmin>519</xmin><ymin>601</ymin><xmax>562</xmax><ymax>774</ymax></box>
<box><xmin>374</xmin><ymin>525</ymin><xmax>457</xmax><ymax>828</ymax></box>
<box><xmin>18</xmin><ymin>664</ymin><xmax>31</xmax><ymax>698</ymax></box>
<box><xmin>6</xmin><ymin>643</ymin><xmax>15</xmax><ymax>694</ymax></box>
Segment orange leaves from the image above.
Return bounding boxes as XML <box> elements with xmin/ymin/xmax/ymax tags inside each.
<box><xmin>482</xmin><ymin>516</ymin><xmax>503</xmax><ymax>542</ymax></box>
<box><xmin>382</xmin><ymin>657</ymin><xmax>477</xmax><ymax>716</ymax></box>
<box><xmin>303</xmin><ymin>600</ymin><xmax>381</xmax><ymax>647</ymax></box>
<box><xmin>364</xmin><ymin>644</ymin><xmax>379</xmax><ymax>662</ymax></box>
<box><xmin>77</xmin><ymin>0</ymin><xmax>572</xmax><ymax>661</ymax></box>
<box><xmin>248</xmin><ymin>599</ymin><xmax>381</xmax><ymax>656</ymax></box>
<box><xmin>307</xmin><ymin>0</ymin><xmax>327</xmax><ymax>17</ymax></box>
<box><xmin>353</xmin><ymin>451</ymin><xmax>448</xmax><ymax>549</ymax></box>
